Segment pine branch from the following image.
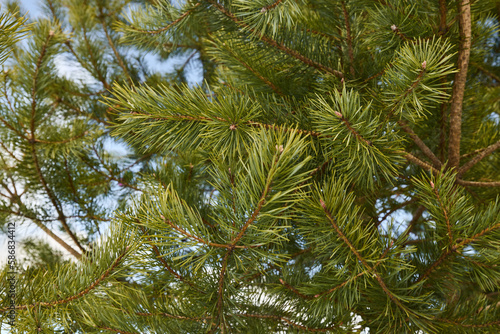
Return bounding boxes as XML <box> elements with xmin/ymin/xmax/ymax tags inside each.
<box><xmin>417</xmin><ymin>220</ymin><xmax>500</xmax><ymax>283</ymax></box>
<box><xmin>162</xmin><ymin>217</ymin><xmax>246</xmax><ymax>249</ymax></box>
<box><xmin>457</xmin><ymin>139</ymin><xmax>500</xmax><ymax>178</ymax></box>
<box><xmin>238</xmin><ymin>313</ymin><xmax>338</xmax><ymax>332</ymax></box>
<box><xmin>439</xmin><ymin>0</ymin><xmax>447</xmax><ymax>34</ymax></box>
<box><xmin>438</xmin><ymin>319</ymin><xmax>500</xmax><ymax>329</ymax></box>
<box><xmin>127</xmin><ymin>3</ymin><xmax>201</xmax><ymax>35</ymax></box>
<box><xmin>261</xmin><ymin>0</ymin><xmax>284</xmax><ymax>12</ymax></box>
<box><xmin>319</xmin><ymin>199</ymin><xmax>415</xmax><ymax>316</ymax></box>
<box><xmin>404</xmin><ymin>152</ymin><xmax>440</xmax><ymax>175</ymax></box>
<box><xmin>206</xmin><ymin>0</ymin><xmax>344</xmax><ymax>78</ymax></box>
<box><xmin>336</xmin><ymin>111</ymin><xmax>372</xmax><ymax>146</ymax></box>
<box><xmin>0</xmin><ymin>208</ymin><xmax>82</xmax><ymax>259</ymax></box>
<box><xmin>98</xmin><ymin>6</ymin><xmax>134</xmax><ymax>87</ymax></box>
<box><xmin>432</xmin><ymin>184</ymin><xmax>453</xmax><ymax>245</ymax></box>
<box><xmin>225</xmin><ymin>50</ymin><xmax>284</xmax><ymax>95</ymax></box>
<box><xmin>216</xmin><ymin>247</ymin><xmax>233</xmax><ymax>331</ymax></box>
<box><xmin>138</xmin><ymin>225</ymin><xmax>205</xmax><ymax>293</ymax></box>
<box><xmin>27</xmin><ymin>30</ymin><xmax>87</xmax><ymax>257</ymax></box>
<box><xmin>34</xmin><ymin>131</ymin><xmax>88</xmax><ymax>144</ymax></box>
<box><xmin>471</xmin><ymin>62</ymin><xmax>500</xmax><ymax>83</ymax></box>
<box><xmin>0</xmin><ymin>247</ymin><xmax>129</xmax><ymax>312</ymax></box>
<box><xmin>448</xmin><ymin>0</ymin><xmax>472</xmax><ymax>168</ymax></box>
<box><xmin>97</xmin><ymin>326</ymin><xmax>139</xmax><ymax>334</ymax></box>
<box><xmin>341</xmin><ymin>1</ymin><xmax>355</xmax><ymax>77</ymax></box>
<box><xmin>398</xmin><ymin>121</ymin><xmax>442</xmax><ymax>169</ymax></box>
<box><xmin>456</xmin><ymin>180</ymin><xmax>500</xmax><ymax>188</ymax></box>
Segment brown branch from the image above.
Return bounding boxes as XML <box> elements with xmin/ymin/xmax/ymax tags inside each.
<box><xmin>138</xmin><ymin>225</ymin><xmax>204</xmax><ymax>293</ymax></box>
<box><xmin>207</xmin><ymin>0</ymin><xmax>344</xmax><ymax>78</ymax></box>
<box><xmin>433</xmin><ymin>186</ymin><xmax>453</xmax><ymax>245</ymax></box>
<box><xmin>447</xmin><ymin>0</ymin><xmax>472</xmax><ymax>168</ymax></box>
<box><xmin>439</xmin><ymin>0</ymin><xmax>448</xmax><ymax>34</ymax></box>
<box><xmin>135</xmin><ymin>310</ymin><xmax>211</xmax><ymax>321</ymax></box>
<box><xmin>279</xmin><ymin>278</ymin><xmax>313</xmax><ymax>299</ymax></box>
<box><xmin>164</xmin><ymin>218</ymin><xmax>232</xmax><ymax>248</ymax></box>
<box><xmin>398</xmin><ymin>121</ymin><xmax>442</xmax><ymax>169</ymax></box>
<box><xmin>0</xmin><ymin>247</ymin><xmax>129</xmax><ymax>312</ymax></box>
<box><xmin>216</xmin><ymin>248</ymin><xmax>233</xmax><ymax>330</ymax></box>
<box><xmin>456</xmin><ymin>179</ymin><xmax>500</xmax><ymax>188</ymax></box>
<box><xmin>34</xmin><ymin>131</ymin><xmax>88</xmax><ymax>144</ymax></box>
<box><xmin>341</xmin><ymin>1</ymin><xmax>355</xmax><ymax>77</ymax></box>
<box><xmin>128</xmin><ymin>3</ymin><xmax>200</xmax><ymax>35</ymax></box>
<box><xmin>320</xmin><ymin>199</ymin><xmax>413</xmax><ymax>314</ymax></box>
<box><xmin>97</xmin><ymin>326</ymin><xmax>140</xmax><ymax>334</ymax></box>
<box><xmin>0</xmin><ymin>141</ymin><xmax>21</xmax><ymax>162</ymax></box>
<box><xmin>439</xmin><ymin>319</ymin><xmax>500</xmax><ymax>328</ymax></box>
<box><xmin>8</xmin><ymin>210</ymin><xmax>82</xmax><ymax>259</ymax></box>
<box><xmin>471</xmin><ymin>62</ymin><xmax>500</xmax><ymax>83</ymax></box>
<box><xmin>231</xmin><ymin>154</ymin><xmax>276</xmax><ymax>245</ymax></box>
<box><xmin>98</xmin><ymin>6</ymin><xmax>134</xmax><ymax>87</ymax></box>
<box><xmin>238</xmin><ymin>313</ymin><xmax>338</xmax><ymax>332</ymax></box>
<box><xmin>457</xmin><ymin>140</ymin><xmax>500</xmax><ymax>178</ymax></box>
<box><xmin>387</xmin><ymin>68</ymin><xmax>426</xmax><ymax>121</ymax></box>
<box><xmin>28</xmin><ymin>31</ymin><xmax>87</xmax><ymax>257</ymax></box>
<box><xmin>404</xmin><ymin>152</ymin><xmax>440</xmax><ymax>176</ymax></box>
<box><xmin>376</xmin><ymin>198</ymin><xmax>419</xmax><ymax>227</ymax></box>
<box><xmin>227</xmin><ymin>50</ymin><xmax>283</xmax><ymax>95</ymax></box>
<box><xmin>439</xmin><ymin>100</ymin><xmax>447</xmax><ymax>161</ymax></box>
<box><xmin>337</xmin><ymin>113</ymin><xmax>372</xmax><ymax>146</ymax></box>
<box><xmin>417</xmin><ymin>220</ymin><xmax>500</xmax><ymax>283</ymax></box>
<box><xmin>262</xmin><ymin>0</ymin><xmax>283</xmax><ymax>11</ymax></box>
<box><xmin>401</xmin><ymin>205</ymin><xmax>425</xmax><ymax>242</ymax></box>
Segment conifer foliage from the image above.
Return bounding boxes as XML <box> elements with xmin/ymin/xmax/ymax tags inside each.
<box><xmin>1</xmin><ymin>0</ymin><xmax>500</xmax><ymax>333</ymax></box>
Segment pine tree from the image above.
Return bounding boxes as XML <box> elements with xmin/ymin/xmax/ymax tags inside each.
<box><xmin>1</xmin><ymin>0</ymin><xmax>500</xmax><ymax>333</ymax></box>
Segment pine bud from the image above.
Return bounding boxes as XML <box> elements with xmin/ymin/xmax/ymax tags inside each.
<box><xmin>430</xmin><ymin>181</ymin><xmax>435</xmax><ymax>189</ymax></box>
<box><xmin>421</xmin><ymin>60</ymin><xmax>427</xmax><ymax>69</ymax></box>
<box><xmin>275</xmin><ymin>145</ymin><xmax>284</xmax><ymax>153</ymax></box>
<box><xmin>49</xmin><ymin>30</ymin><xmax>55</xmax><ymax>36</ymax></box>
<box><xmin>160</xmin><ymin>215</ymin><xmax>165</xmax><ymax>220</ymax></box>
<box><xmin>261</xmin><ymin>7</ymin><xmax>267</xmax><ymax>13</ymax></box>
<box><xmin>229</xmin><ymin>124</ymin><xmax>237</xmax><ymax>130</ymax></box>
<box><xmin>391</xmin><ymin>24</ymin><xmax>397</xmax><ymax>32</ymax></box>
<box><xmin>334</xmin><ymin>111</ymin><xmax>343</xmax><ymax>118</ymax></box>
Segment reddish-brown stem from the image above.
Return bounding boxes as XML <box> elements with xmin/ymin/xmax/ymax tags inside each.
<box><xmin>377</xmin><ymin>198</ymin><xmax>418</xmax><ymax>227</ymax></box>
<box><xmin>433</xmin><ymin>187</ymin><xmax>453</xmax><ymax>245</ymax></box>
<box><xmin>262</xmin><ymin>0</ymin><xmax>283</xmax><ymax>11</ymax></box>
<box><xmin>320</xmin><ymin>200</ymin><xmax>412</xmax><ymax>314</ymax></box>
<box><xmin>226</xmin><ymin>49</ymin><xmax>283</xmax><ymax>95</ymax></box>
<box><xmin>97</xmin><ymin>326</ymin><xmax>139</xmax><ymax>334</ymax></box>
<box><xmin>439</xmin><ymin>101</ymin><xmax>447</xmax><ymax>161</ymax></box>
<box><xmin>29</xmin><ymin>32</ymin><xmax>86</xmax><ymax>257</ymax></box>
<box><xmin>456</xmin><ymin>180</ymin><xmax>500</xmax><ymax>188</ymax></box>
<box><xmin>0</xmin><ymin>247</ymin><xmax>129</xmax><ymax>312</ymax></box>
<box><xmin>418</xmin><ymin>220</ymin><xmax>500</xmax><ymax>283</ymax></box>
<box><xmin>439</xmin><ymin>0</ymin><xmax>447</xmax><ymax>34</ymax></box>
<box><xmin>207</xmin><ymin>0</ymin><xmax>344</xmax><ymax>78</ymax></box>
<box><xmin>398</xmin><ymin>121</ymin><xmax>442</xmax><ymax>169</ymax></box>
<box><xmin>98</xmin><ymin>6</ymin><xmax>134</xmax><ymax>87</ymax></box>
<box><xmin>447</xmin><ymin>0</ymin><xmax>471</xmax><ymax>168</ymax></box>
<box><xmin>138</xmin><ymin>226</ymin><xmax>204</xmax><ymax>292</ymax></box>
<box><xmin>34</xmin><ymin>131</ymin><xmax>88</xmax><ymax>144</ymax></box>
<box><xmin>457</xmin><ymin>140</ymin><xmax>500</xmax><ymax>178</ymax></box>
<box><xmin>338</xmin><ymin>114</ymin><xmax>372</xmax><ymax>146</ymax></box>
<box><xmin>279</xmin><ymin>278</ymin><xmax>313</xmax><ymax>299</ymax></box>
<box><xmin>128</xmin><ymin>3</ymin><xmax>200</xmax><ymax>35</ymax></box>
<box><xmin>400</xmin><ymin>205</ymin><xmax>425</xmax><ymax>242</ymax></box>
<box><xmin>341</xmin><ymin>1</ymin><xmax>355</xmax><ymax>77</ymax></box>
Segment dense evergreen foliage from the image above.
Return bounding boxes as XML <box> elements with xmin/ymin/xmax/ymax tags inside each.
<box><xmin>1</xmin><ymin>0</ymin><xmax>500</xmax><ymax>333</ymax></box>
